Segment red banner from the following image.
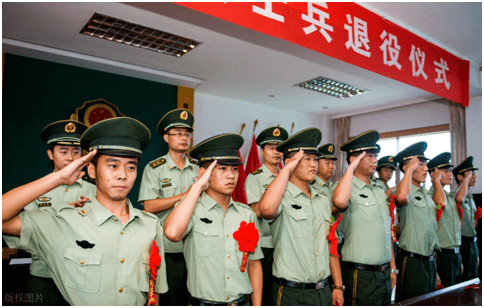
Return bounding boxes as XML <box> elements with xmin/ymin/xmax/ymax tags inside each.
<box><xmin>176</xmin><ymin>2</ymin><xmax>469</xmax><ymax>106</ymax></box>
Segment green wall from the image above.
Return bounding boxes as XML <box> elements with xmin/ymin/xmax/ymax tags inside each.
<box><xmin>2</xmin><ymin>54</ymin><xmax>177</xmax><ymax>208</ymax></box>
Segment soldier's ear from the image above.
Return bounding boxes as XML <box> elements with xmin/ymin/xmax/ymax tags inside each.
<box><xmin>87</xmin><ymin>162</ymin><xmax>96</xmax><ymax>179</ymax></box>
<box><xmin>163</xmin><ymin>133</ymin><xmax>170</xmax><ymax>144</ymax></box>
<box><xmin>47</xmin><ymin>149</ymin><xmax>54</xmax><ymax>161</ymax></box>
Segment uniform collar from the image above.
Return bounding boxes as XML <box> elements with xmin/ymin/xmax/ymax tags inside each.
<box><xmin>287</xmin><ymin>181</ymin><xmax>319</xmax><ymax>199</ymax></box>
<box><xmin>200</xmin><ymin>192</ymin><xmax>239</xmax><ymax>212</ymax></box>
<box><xmin>165</xmin><ymin>153</ymin><xmax>192</xmax><ymax>171</ymax></box>
<box><xmin>316</xmin><ymin>175</ymin><xmax>332</xmax><ymax>187</ymax></box>
<box><xmin>91</xmin><ymin>198</ymin><xmax>143</xmax><ymax>226</ymax></box>
<box><xmin>261</xmin><ymin>164</ymin><xmax>278</xmax><ymax>178</ymax></box>
<box><xmin>352</xmin><ymin>176</ymin><xmax>375</xmax><ymax>190</ymax></box>
<box><xmin>411</xmin><ymin>183</ymin><xmax>427</xmax><ymax>194</ymax></box>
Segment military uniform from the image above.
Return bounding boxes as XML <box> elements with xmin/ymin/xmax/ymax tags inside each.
<box><xmin>338</xmin><ymin>130</ymin><xmax>393</xmax><ymax>306</ymax></box>
<box><xmin>393</xmin><ymin>142</ymin><xmax>440</xmax><ymax>301</ymax></box>
<box><xmin>452</xmin><ymin>156</ymin><xmax>480</xmax><ymax>281</ymax></box>
<box><xmin>138</xmin><ymin>108</ymin><xmax>198</xmax><ymax>305</ymax></box>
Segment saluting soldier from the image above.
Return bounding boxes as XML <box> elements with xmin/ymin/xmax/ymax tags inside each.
<box><xmin>427</xmin><ymin>152</ymin><xmax>462</xmax><ymax>287</ymax></box>
<box><xmin>393</xmin><ymin>142</ymin><xmax>440</xmax><ymax>301</ymax></box>
<box><xmin>375</xmin><ymin>155</ymin><xmax>397</xmax><ymax>198</ymax></box>
<box><xmin>164</xmin><ymin>133</ymin><xmax>263</xmax><ymax>306</ymax></box>
<box><xmin>259</xmin><ymin>128</ymin><xmax>344</xmax><ymax>306</ymax></box>
<box><xmin>451</xmin><ymin>156</ymin><xmax>480</xmax><ymax>281</ymax></box>
<box><xmin>138</xmin><ymin>108</ymin><xmax>199</xmax><ymax>305</ymax></box>
<box><xmin>244</xmin><ymin>126</ymin><xmax>288</xmax><ymax>306</ymax></box>
<box><xmin>3</xmin><ymin>119</ymin><xmax>96</xmax><ymax>306</ymax></box>
<box><xmin>332</xmin><ymin>130</ymin><xmax>396</xmax><ymax>306</ymax></box>
<box><xmin>2</xmin><ymin>117</ymin><xmax>168</xmax><ymax>305</ymax></box>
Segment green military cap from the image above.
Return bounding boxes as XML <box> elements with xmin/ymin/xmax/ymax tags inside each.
<box><xmin>80</xmin><ymin>117</ymin><xmax>151</xmax><ymax>158</ymax></box>
<box><xmin>377</xmin><ymin>155</ymin><xmax>397</xmax><ymax>170</ymax></box>
<box><xmin>317</xmin><ymin>143</ymin><xmax>337</xmax><ymax>160</ymax></box>
<box><xmin>427</xmin><ymin>152</ymin><xmax>453</xmax><ymax>171</ymax></box>
<box><xmin>256</xmin><ymin>126</ymin><xmax>289</xmax><ymax>146</ymax></box>
<box><xmin>157</xmin><ymin>108</ymin><xmax>194</xmax><ymax>135</ymax></box>
<box><xmin>189</xmin><ymin>133</ymin><xmax>244</xmax><ymax>166</ymax></box>
<box><xmin>276</xmin><ymin>128</ymin><xmax>322</xmax><ymax>156</ymax></box>
<box><xmin>340</xmin><ymin>130</ymin><xmax>380</xmax><ymax>153</ymax></box>
<box><xmin>41</xmin><ymin>120</ymin><xmax>88</xmax><ymax>146</ymax></box>
<box><xmin>393</xmin><ymin>142</ymin><xmax>428</xmax><ymax>165</ymax></box>
<box><xmin>452</xmin><ymin>156</ymin><xmax>479</xmax><ymax>177</ymax></box>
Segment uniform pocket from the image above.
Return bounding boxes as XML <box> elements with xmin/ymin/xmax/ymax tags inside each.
<box><xmin>357</xmin><ymin>200</ymin><xmax>378</xmax><ymax>221</ymax></box>
<box><xmin>193</xmin><ymin>225</ymin><xmax>219</xmax><ymax>257</ymax></box>
<box><xmin>64</xmin><ymin>247</ymin><xmax>102</xmax><ymax>293</ymax></box>
<box><xmin>160</xmin><ymin>183</ymin><xmax>178</xmax><ymax>198</ymax></box>
<box><xmin>288</xmin><ymin>211</ymin><xmax>308</xmax><ymax>238</ymax></box>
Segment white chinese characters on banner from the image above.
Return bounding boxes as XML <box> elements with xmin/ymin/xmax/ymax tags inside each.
<box><xmin>380</xmin><ymin>30</ymin><xmax>402</xmax><ymax>70</ymax></box>
<box><xmin>409</xmin><ymin>45</ymin><xmax>428</xmax><ymax>80</ymax></box>
<box><xmin>434</xmin><ymin>58</ymin><xmax>451</xmax><ymax>89</ymax></box>
<box><xmin>344</xmin><ymin>15</ymin><xmax>371</xmax><ymax>58</ymax></box>
<box><xmin>252</xmin><ymin>2</ymin><xmax>285</xmax><ymax>22</ymax></box>
<box><xmin>302</xmin><ymin>2</ymin><xmax>333</xmax><ymax>43</ymax></box>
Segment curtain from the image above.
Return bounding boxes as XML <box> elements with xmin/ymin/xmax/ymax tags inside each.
<box><xmin>334</xmin><ymin>116</ymin><xmax>351</xmax><ymax>182</ymax></box>
<box><xmin>449</xmin><ymin>100</ymin><xmax>467</xmax><ymax>190</ymax></box>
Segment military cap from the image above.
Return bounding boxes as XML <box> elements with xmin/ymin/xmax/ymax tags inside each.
<box><xmin>427</xmin><ymin>152</ymin><xmax>453</xmax><ymax>171</ymax></box>
<box><xmin>317</xmin><ymin>143</ymin><xmax>337</xmax><ymax>160</ymax></box>
<box><xmin>393</xmin><ymin>142</ymin><xmax>428</xmax><ymax>165</ymax></box>
<box><xmin>452</xmin><ymin>156</ymin><xmax>479</xmax><ymax>177</ymax></box>
<box><xmin>377</xmin><ymin>155</ymin><xmax>397</xmax><ymax>170</ymax></box>
<box><xmin>340</xmin><ymin>130</ymin><xmax>380</xmax><ymax>153</ymax></box>
<box><xmin>41</xmin><ymin>120</ymin><xmax>88</xmax><ymax>146</ymax></box>
<box><xmin>256</xmin><ymin>126</ymin><xmax>289</xmax><ymax>146</ymax></box>
<box><xmin>189</xmin><ymin>133</ymin><xmax>244</xmax><ymax>166</ymax></box>
<box><xmin>80</xmin><ymin>117</ymin><xmax>151</xmax><ymax>158</ymax></box>
<box><xmin>157</xmin><ymin>109</ymin><xmax>194</xmax><ymax>135</ymax></box>
<box><xmin>276</xmin><ymin>128</ymin><xmax>322</xmax><ymax>156</ymax></box>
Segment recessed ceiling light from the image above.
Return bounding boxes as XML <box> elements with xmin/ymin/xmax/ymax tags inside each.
<box><xmin>295</xmin><ymin>77</ymin><xmax>368</xmax><ymax>99</ymax></box>
<box><xmin>80</xmin><ymin>13</ymin><xmax>201</xmax><ymax>58</ymax></box>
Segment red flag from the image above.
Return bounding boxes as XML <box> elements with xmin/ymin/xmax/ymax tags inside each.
<box><xmin>245</xmin><ymin>134</ymin><xmax>261</xmax><ymax>174</ymax></box>
<box><xmin>231</xmin><ymin>150</ymin><xmax>248</xmax><ymax>204</ymax></box>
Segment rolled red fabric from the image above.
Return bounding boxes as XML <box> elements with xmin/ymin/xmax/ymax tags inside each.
<box><xmin>389</xmin><ymin>195</ymin><xmax>397</xmax><ymax>243</ymax></box>
<box><xmin>328</xmin><ymin>215</ymin><xmax>342</xmax><ymax>258</ymax></box>
<box><xmin>148</xmin><ymin>240</ymin><xmax>161</xmax><ymax>305</ymax></box>
<box><xmin>456</xmin><ymin>203</ymin><xmax>464</xmax><ymax>221</ymax></box>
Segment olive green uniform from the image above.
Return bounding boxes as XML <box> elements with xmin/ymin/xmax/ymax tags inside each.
<box><xmin>245</xmin><ymin>164</ymin><xmax>277</xmax><ymax>305</ymax></box>
<box><xmin>396</xmin><ymin>185</ymin><xmax>439</xmax><ymax>301</ymax></box>
<box><xmin>183</xmin><ymin>192</ymin><xmax>263</xmax><ymax>303</ymax></box>
<box><xmin>3</xmin><ymin>198</ymin><xmax>168</xmax><ymax>305</ymax></box>
<box><xmin>138</xmin><ymin>153</ymin><xmax>198</xmax><ymax>305</ymax></box>
<box><xmin>267</xmin><ymin>182</ymin><xmax>333</xmax><ymax>306</ymax></box>
<box><xmin>340</xmin><ymin>177</ymin><xmax>393</xmax><ymax>306</ymax></box>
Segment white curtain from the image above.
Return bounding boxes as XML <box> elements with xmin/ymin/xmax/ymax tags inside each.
<box><xmin>449</xmin><ymin>100</ymin><xmax>467</xmax><ymax>190</ymax></box>
<box><xmin>334</xmin><ymin>116</ymin><xmax>351</xmax><ymax>182</ymax></box>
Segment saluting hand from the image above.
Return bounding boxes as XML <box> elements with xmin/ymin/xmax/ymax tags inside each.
<box><xmin>405</xmin><ymin>156</ymin><xmax>419</xmax><ymax>173</ymax></box>
<box><xmin>195</xmin><ymin>160</ymin><xmax>218</xmax><ymax>191</ymax></box>
<box><xmin>431</xmin><ymin>168</ymin><xmax>442</xmax><ymax>184</ymax></box>
<box><xmin>283</xmin><ymin>150</ymin><xmax>305</xmax><ymax>174</ymax></box>
<box><xmin>58</xmin><ymin>150</ymin><xmax>97</xmax><ymax>186</ymax></box>
<box><xmin>347</xmin><ymin>151</ymin><xmax>366</xmax><ymax>172</ymax></box>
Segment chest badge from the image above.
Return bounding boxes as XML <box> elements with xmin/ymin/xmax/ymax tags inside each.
<box><xmin>162</xmin><ymin>178</ymin><xmax>171</xmax><ymax>183</ymax></box>
<box><xmin>37</xmin><ymin>196</ymin><xmax>52</xmax><ymax>202</ymax></box>
<box><xmin>291</xmin><ymin>204</ymin><xmax>302</xmax><ymax>210</ymax></box>
<box><xmin>200</xmin><ymin>218</ymin><xmax>213</xmax><ymax>224</ymax></box>
<box><xmin>76</xmin><ymin>240</ymin><xmax>95</xmax><ymax>249</ymax></box>
<box><xmin>415</xmin><ymin>196</ymin><xmax>422</xmax><ymax>200</ymax></box>
<box><xmin>359</xmin><ymin>194</ymin><xmax>368</xmax><ymax>198</ymax></box>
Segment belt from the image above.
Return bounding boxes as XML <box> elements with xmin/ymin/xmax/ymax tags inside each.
<box><xmin>462</xmin><ymin>236</ymin><xmax>477</xmax><ymax>242</ymax></box>
<box><xmin>342</xmin><ymin>261</ymin><xmax>389</xmax><ymax>272</ymax></box>
<box><xmin>398</xmin><ymin>248</ymin><xmax>434</xmax><ymax>261</ymax></box>
<box><xmin>274</xmin><ymin>277</ymin><xmax>328</xmax><ymax>290</ymax></box>
<box><xmin>440</xmin><ymin>247</ymin><xmax>460</xmax><ymax>254</ymax></box>
<box><xmin>189</xmin><ymin>296</ymin><xmax>248</xmax><ymax>306</ymax></box>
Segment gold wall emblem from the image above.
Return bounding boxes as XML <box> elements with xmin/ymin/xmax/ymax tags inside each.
<box><xmin>65</xmin><ymin>122</ymin><xmax>76</xmax><ymax>133</ymax></box>
<box><xmin>328</xmin><ymin>145</ymin><xmax>334</xmax><ymax>152</ymax></box>
<box><xmin>180</xmin><ymin>110</ymin><xmax>188</xmax><ymax>120</ymax></box>
<box><xmin>273</xmin><ymin>128</ymin><xmax>281</xmax><ymax>137</ymax></box>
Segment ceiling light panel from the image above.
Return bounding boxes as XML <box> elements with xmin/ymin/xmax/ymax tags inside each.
<box><xmin>80</xmin><ymin>13</ymin><xmax>201</xmax><ymax>57</ymax></box>
<box><xmin>295</xmin><ymin>77</ymin><xmax>369</xmax><ymax>99</ymax></box>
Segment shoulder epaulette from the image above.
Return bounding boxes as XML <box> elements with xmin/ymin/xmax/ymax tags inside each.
<box><xmin>251</xmin><ymin>168</ymin><xmax>263</xmax><ymax>175</ymax></box>
<box><xmin>150</xmin><ymin>158</ymin><xmax>166</xmax><ymax>168</ymax></box>
<box><xmin>141</xmin><ymin>210</ymin><xmax>158</xmax><ymax>220</ymax></box>
<box><xmin>309</xmin><ymin>180</ymin><xmax>316</xmax><ymax>185</ymax></box>
<box><xmin>82</xmin><ymin>175</ymin><xmax>96</xmax><ymax>185</ymax></box>
<box><xmin>189</xmin><ymin>158</ymin><xmax>199</xmax><ymax>166</ymax></box>
<box><xmin>236</xmin><ymin>202</ymin><xmax>252</xmax><ymax>210</ymax></box>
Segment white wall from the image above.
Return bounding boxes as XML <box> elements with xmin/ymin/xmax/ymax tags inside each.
<box><xmin>193</xmin><ymin>93</ymin><xmax>330</xmax><ymax>162</ymax></box>
<box><xmin>466</xmin><ymin>96</ymin><xmax>482</xmax><ymax>194</ymax></box>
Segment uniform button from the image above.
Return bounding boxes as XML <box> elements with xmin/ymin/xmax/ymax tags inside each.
<box><xmin>227</xmin><ymin>276</ymin><xmax>230</xmax><ymax>279</ymax></box>
<box><xmin>227</xmin><ymin>254</ymin><xmax>230</xmax><ymax>258</ymax></box>
<box><xmin>80</xmin><ymin>210</ymin><xmax>85</xmax><ymax>215</ymax></box>
<box><xmin>318</xmin><ymin>273</ymin><xmax>322</xmax><ymax>276</ymax></box>
<box><xmin>143</xmin><ymin>210</ymin><xmax>147</xmax><ymax>213</ymax></box>
<box><xmin>226</xmin><ymin>297</ymin><xmax>230</xmax><ymax>300</ymax></box>
<box><xmin>182</xmin><ymin>187</ymin><xmax>185</xmax><ymax>190</ymax></box>
<box><xmin>419</xmin><ymin>204</ymin><xmax>422</xmax><ymax>207</ymax></box>
<box><xmin>121</xmin><ymin>258</ymin><xmax>125</xmax><ymax>263</ymax></box>
<box><xmin>205</xmin><ymin>232</ymin><xmax>209</xmax><ymax>235</ymax></box>
<box><xmin>79</xmin><ymin>260</ymin><xmax>84</xmax><ymax>265</ymax></box>
<box><xmin>266</xmin><ymin>175</ymin><xmax>269</xmax><ymax>178</ymax></box>
<box><xmin>65</xmin><ymin>188</ymin><xmax>68</xmax><ymax>192</ymax></box>
<box><xmin>315</xmin><ymin>234</ymin><xmax>318</xmax><ymax>238</ymax></box>
<box><xmin>386</xmin><ymin>247</ymin><xmax>389</xmax><ymax>250</ymax></box>
<box><xmin>168</xmin><ymin>166</ymin><xmax>172</xmax><ymax>170</ymax></box>
<box><xmin>365</xmin><ymin>202</ymin><xmax>368</xmax><ymax>205</ymax></box>
<box><xmin>166</xmin><ymin>188</ymin><xmax>170</xmax><ymax>191</ymax></box>
<box><xmin>119</xmin><ymin>288</ymin><xmax>123</xmax><ymax>293</ymax></box>
<box><xmin>114</xmin><ymin>218</ymin><xmax>118</xmax><ymax>221</ymax></box>
<box><xmin>121</xmin><ymin>231</ymin><xmax>124</xmax><ymax>235</ymax></box>
<box><xmin>296</xmin><ymin>217</ymin><xmax>299</xmax><ymax>220</ymax></box>
<box><xmin>181</xmin><ymin>172</ymin><xmax>184</xmax><ymax>174</ymax></box>
<box><xmin>226</xmin><ymin>233</ymin><xmax>229</xmax><ymax>237</ymax></box>
<box><xmin>314</xmin><ymin>216</ymin><xmax>317</xmax><ymax>219</ymax></box>
<box><xmin>316</xmin><ymin>253</ymin><xmax>319</xmax><ymax>257</ymax></box>
<box><xmin>386</xmin><ymin>232</ymin><xmax>389</xmax><ymax>235</ymax></box>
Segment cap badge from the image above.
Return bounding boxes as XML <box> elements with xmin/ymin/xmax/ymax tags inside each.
<box><xmin>273</xmin><ymin>128</ymin><xmax>281</xmax><ymax>137</ymax></box>
<box><xmin>388</xmin><ymin>156</ymin><xmax>393</xmax><ymax>162</ymax></box>
<box><xmin>328</xmin><ymin>145</ymin><xmax>334</xmax><ymax>152</ymax></box>
<box><xmin>180</xmin><ymin>111</ymin><xmax>188</xmax><ymax>120</ymax></box>
<box><xmin>65</xmin><ymin>122</ymin><xmax>76</xmax><ymax>133</ymax></box>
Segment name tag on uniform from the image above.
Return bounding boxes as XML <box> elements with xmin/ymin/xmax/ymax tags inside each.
<box><xmin>162</xmin><ymin>183</ymin><xmax>172</xmax><ymax>188</ymax></box>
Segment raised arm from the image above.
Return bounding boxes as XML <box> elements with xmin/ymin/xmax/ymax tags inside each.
<box><xmin>331</xmin><ymin>151</ymin><xmax>366</xmax><ymax>210</ymax></box>
<box><xmin>394</xmin><ymin>157</ymin><xmax>418</xmax><ymax>207</ymax></box>
<box><xmin>454</xmin><ymin>171</ymin><xmax>472</xmax><ymax>204</ymax></box>
<box><xmin>163</xmin><ymin>160</ymin><xmax>217</xmax><ymax>242</ymax></box>
<box><xmin>144</xmin><ymin>192</ymin><xmax>189</xmax><ymax>214</ymax></box>
<box><xmin>430</xmin><ymin>169</ymin><xmax>445</xmax><ymax>205</ymax></box>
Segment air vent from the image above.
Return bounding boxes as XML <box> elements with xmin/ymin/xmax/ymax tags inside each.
<box><xmin>80</xmin><ymin>13</ymin><xmax>201</xmax><ymax>57</ymax></box>
<box><xmin>295</xmin><ymin>77</ymin><xmax>368</xmax><ymax>99</ymax></box>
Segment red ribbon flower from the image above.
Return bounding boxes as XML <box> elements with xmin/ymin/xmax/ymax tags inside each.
<box><xmin>328</xmin><ymin>214</ymin><xmax>342</xmax><ymax>258</ymax></box>
<box><xmin>233</xmin><ymin>221</ymin><xmax>259</xmax><ymax>272</ymax></box>
<box><xmin>148</xmin><ymin>240</ymin><xmax>161</xmax><ymax>305</ymax></box>
<box><xmin>475</xmin><ymin>206</ymin><xmax>482</xmax><ymax>227</ymax></box>
<box><xmin>436</xmin><ymin>203</ymin><xmax>445</xmax><ymax>226</ymax></box>
<box><xmin>456</xmin><ymin>203</ymin><xmax>464</xmax><ymax>221</ymax></box>
<box><xmin>389</xmin><ymin>195</ymin><xmax>397</xmax><ymax>243</ymax></box>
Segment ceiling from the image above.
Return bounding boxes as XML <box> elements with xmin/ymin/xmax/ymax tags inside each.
<box><xmin>2</xmin><ymin>2</ymin><xmax>482</xmax><ymax>117</ymax></box>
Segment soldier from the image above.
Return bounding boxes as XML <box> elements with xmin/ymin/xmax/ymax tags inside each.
<box><xmin>2</xmin><ymin>117</ymin><xmax>168</xmax><ymax>305</ymax></box>
<box><xmin>452</xmin><ymin>156</ymin><xmax>480</xmax><ymax>281</ymax></box>
<box><xmin>259</xmin><ymin>128</ymin><xmax>344</xmax><ymax>306</ymax></box>
<box><xmin>375</xmin><ymin>155</ymin><xmax>397</xmax><ymax>198</ymax></box>
<box><xmin>3</xmin><ymin>119</ymin><xmax>96</xmax><ymax>306</ymax></box>
<box><xmin>164</xmin><ymin>133</ymin><xmax>263</xmax><ymax>306</ymax></box>
<box><xmin>393</xmin><ymin>142</ymin><xmax>441</xmax><ymax>301</ymax></box>
<box><xmin>427</xmin><ymin>152</ymin><xmax>462</xmax><ymax>287</ymax></box>
<box><xmin>332</xmin><ymin>130</ymin><xmax>396</xmax><ymax>306</ymax></box>
<box><xmin>244</xmin><ymin>126</ymin><xmax>288</xmax><ymax>306</ymax></box>
<box><xmin>311</xmin><ymin>143</ymin><xmax>337</xmax><ymax>198</ymax></box>
<box><xmin>138</xmin><ymin>108</ymin><xmax>198</xmax><ymax>305</ymax></box>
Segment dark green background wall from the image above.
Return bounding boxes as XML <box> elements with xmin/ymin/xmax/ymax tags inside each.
<box><xmin>2</xmin><ymin>54</ymin><xmax>177</xmax><ymax>208</ymax></box>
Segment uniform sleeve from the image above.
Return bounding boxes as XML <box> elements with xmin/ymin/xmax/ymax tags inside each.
<box><xmin>138</xmin><ymin>164</ymin><xmax>163</xmax><ymax>205</ymax></box>
<box><xmin>154</xmin><ymin>220</ymin><xmax>169</xmax><ymax>294</ymax></box>
<box><xmin>248</xmin><ymin>212</ymin><xmax>264</xmax><ymax>261</ymax></box>
<box><xmin>245</xmin><ymin>174</ymin><xmax>263</xmax><ymax>205</ymax></box>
